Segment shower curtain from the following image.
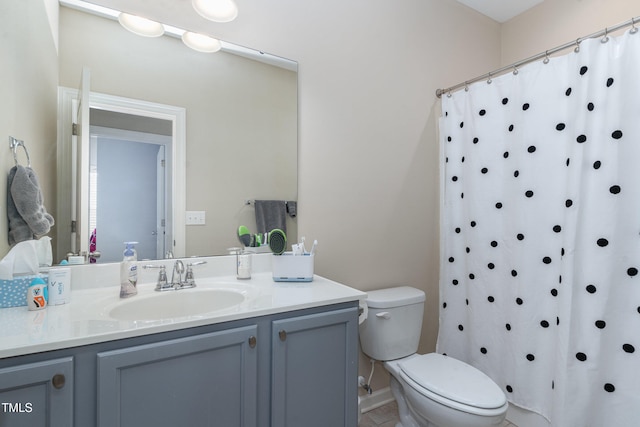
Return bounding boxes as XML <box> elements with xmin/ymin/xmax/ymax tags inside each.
<box><xmin>437</xmin><ymin>30</ymin><xmax>640</xmax><ymax>426</ymax></box>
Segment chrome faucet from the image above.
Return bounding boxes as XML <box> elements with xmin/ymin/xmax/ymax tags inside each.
<box><xmin>144</xmin><ymin>260</ymin><xmax>207</xmax><ymax>291</ymax></box>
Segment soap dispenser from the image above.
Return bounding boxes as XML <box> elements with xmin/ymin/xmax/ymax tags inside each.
<box><xmin>120</xmin><ymin>242</ymin><xmax>138</xmax><ymax>298</ymax></box>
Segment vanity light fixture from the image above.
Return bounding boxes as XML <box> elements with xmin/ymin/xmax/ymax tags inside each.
<box><xmin>118</xmin><ymin>12</ymin><xmax>165</xmax><ymax>37</ymax></box>
<box><xmin>192</xmin><ymin>0</ymin><xmax>239</xmax><ymax>23</ymax></box>
<box><xmin>181</xmin><ymin>32</ymin><xmax>222</xmax><ymax>53</ymax></box>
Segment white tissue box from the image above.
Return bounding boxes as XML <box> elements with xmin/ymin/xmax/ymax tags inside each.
<box><xmin>272</xmin><ymin>253</ymin><xmax>314</xmax><ymax>282</ymax></box>
<box><xmin>0</xmin><ymin>274</ymin><xmax>48</xmax><ymax>308</ymax></box>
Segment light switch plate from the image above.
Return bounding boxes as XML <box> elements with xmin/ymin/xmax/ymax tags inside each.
<box><xmin>186</xmin><ymin>211</ymin><xmax>206</xmax><ymax>225</ymax></box>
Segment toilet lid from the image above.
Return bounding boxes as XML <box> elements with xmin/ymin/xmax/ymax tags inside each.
<box><xmin>399</xmin><ymin>353</ymin><xmax>506</xmax><ymax>410</ymax></box>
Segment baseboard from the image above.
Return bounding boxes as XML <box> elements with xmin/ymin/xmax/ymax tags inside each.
<box><xmin>359</xmin><ymin>387</ymin><xmax>394</xmax><ymax>413</ymax></box>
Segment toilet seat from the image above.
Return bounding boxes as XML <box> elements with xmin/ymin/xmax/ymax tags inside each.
<box><xmin>398</xmin><ymin>353</ymin><xmax>507</xmax><ymax>416</ymax></box>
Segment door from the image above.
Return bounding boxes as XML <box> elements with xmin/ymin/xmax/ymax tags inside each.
<box><xmin>0</xmin><ymin>357</ymin><xmax>73</xmax><ymax>427</ymax></box>
<box><xmin>271</xmin><ymin>307</ymin><xmax>359</xmax><ymax>427</ymax></box>
<box><xmin>97</xmin><ymin>326</ymin><xmax>259</xmax><ymax>427</ymax></box>
<box><xmin>72</xmin><ymin>67</ymin><xmax>91</xmax><ymax>256</ymax></box>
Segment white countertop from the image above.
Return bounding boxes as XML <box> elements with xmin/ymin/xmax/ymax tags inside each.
<box><xmin>0</xmin><ymin>257</ymin><xmax>366</xmax><ymax>359</ymax></box>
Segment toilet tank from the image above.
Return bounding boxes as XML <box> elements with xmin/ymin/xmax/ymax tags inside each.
<box><xmin>359</xmin><ymin>286</ymin><xmax>425</xmax><ymax>361</ymax></box>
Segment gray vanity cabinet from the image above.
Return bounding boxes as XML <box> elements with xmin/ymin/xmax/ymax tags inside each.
<box><xmin>96</xmin><ymin>325</ymin><xmax>259</xmax><ymax>427</ymax></box>
<box><xmin>0</xmin><ymin>357</ymin><xmax>73</xmax><ymax>427</ymax></box>
<box><xmin>271</xmin><ymin>307</ymin><xmax>359</xmax><ymax>427</ymax></box>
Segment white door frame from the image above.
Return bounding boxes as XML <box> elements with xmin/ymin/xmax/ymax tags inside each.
<box><xmin>57</xmin><ymin>87</ymin><xmax>186</xmax><ymax>260</ymax></box>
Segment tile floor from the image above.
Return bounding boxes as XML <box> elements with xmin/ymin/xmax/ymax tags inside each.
<box><xmin>359</xmin><ymin>401</ymin><xmax>518</xmax><ymax>427</ymax></box>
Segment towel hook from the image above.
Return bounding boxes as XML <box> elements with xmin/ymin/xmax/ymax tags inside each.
<box><xmin>9</xmin><ymin>136</ymin><xmax>31</xmax><ymax>168</ymax></box>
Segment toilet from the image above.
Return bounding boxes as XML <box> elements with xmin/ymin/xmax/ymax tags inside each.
<box><xmin>359</xmin><ymin>286</ymin><xmax>508</xmax><ymax>427</ymax></box>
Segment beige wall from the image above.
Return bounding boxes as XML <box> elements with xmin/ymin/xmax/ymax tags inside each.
<box><xmin>501</xmin><ymin>0</ymin><xmax>639</xmax><ymax>65</ymax></box>
<box><xmin>0</xmin><ymin>0</ymin><xmax>58</xmax><ymax>257</ymax></box>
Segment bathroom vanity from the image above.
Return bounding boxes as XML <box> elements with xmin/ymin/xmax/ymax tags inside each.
<box><xmin>0</xmin><ymin>255</ymin><xmax>365</xmax><ymax>427</ymax></box>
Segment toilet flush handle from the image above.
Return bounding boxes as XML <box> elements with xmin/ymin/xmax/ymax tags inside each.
<box><xmin>376</xmin><ymin>312</ymin><xmax>391</xmax><ymax>320</ymax></box>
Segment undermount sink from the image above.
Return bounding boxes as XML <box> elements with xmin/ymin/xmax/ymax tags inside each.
<box><xmin>108</xmin><ymin>288</ymin><xmax>245</xmax><ymax>321</ymax></box>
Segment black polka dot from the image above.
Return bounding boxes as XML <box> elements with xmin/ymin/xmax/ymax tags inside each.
<box><xmin>470</xmin><ymin>221</ymin><xmax>477</xmax><ymax>227</ymax></box>
<box><xmin>576</xmin><ymin>134</ymin><xmax>587</xmax><ymax>143</ymax></box>
<box><xmin>514</xmin><ymin>170</ymin><xmax>520</xmax><ymax>178</ymax></box>
<box><xmin>465</xmin><ymin>247</ymin><xmax>471</xmax><ymax>253</ymax></box>
<box><xmin>508</xmin><ymin>124</ymin><xmax>514</xmax><ymax>132</ymax></box>
<box><xmin>604</xmin><ymin>383</ymin><xmax>615</xmax><ymax>393</ymax></box>
<box><xmin>623</xmin><ymin>344</ymin><xmax>635</xmax><ymax>353</ymax></box>
<box><xmin>556</xmin><ymin>123</ymin><xmax>566</xmax><ymax>131</ymax></box>
<box><xmin>487</xmin><ymin>263</ymin><xmax>495</xmax><ymax>270</ymax></box>
<box><xmin>587</xmin><ymin>102</ymin><xmax>594</xmax><ymax>111</ymax></box>
<box><xmin>479</xmin><ymin>109</ymin><xmax>486</xmax><ymax>116</ymax></box>
<box><xmin>506</xmin><ymin>385</ymin><xmax>513</xmax><ymax>393</ymax></box>
<box><xmin>516</xmin><ymin>298</ymin><xmax>523</xmax><ymax>305</ymax></box>
<box><xmin>543</xmin><ymin>256</ymin><xmax>552</xmax><ymax>264</ymax></box>
<box><xmin>610</xmin><ymin>185</ymin><xmax>621</xmax><ymax>194</ymax></box>
<box><xmin>455</xmin><ymin>227</ymin><xmax>461</xmax><ymax>233</ymax></box>
<box><xmin>540</xmin><ymin>320</ymin><xmax>549</xmax><ymax>328</ymax></box>
<box><xmin>525</xmin><ymin>190</ymin><xmax>534</xmax><ymax>198</ymax></box>
<box><xmin>491</xmin><ymin>241</ymin><xmax>498</xmax><ymax>247</ymax></box>
<box><xmin>517</xmin><ymin>233</ymin><xmax>525</xmax><ymax>240</ymax></box>
<box><xmin>506</xmin><ymin>324</ymin><xmax>512</xmax><ymax>331</ymax></box>
<box><xmin>576</xmin><ymin>352</ymin><xmax>587</xmax><ymax>361</ymax></box>
<box><xmin>526</xmin><ymin>354</ymin><xmax>535</xmax><ymax>361</ymax></box>
<box><xmin>628</xmin><ymin>267</ymin><xmax>638</xmax><ymax>277</ymax></box>
<box><xmin>553</xmin><ymin>225</ymin><xmax>562</xmax><ymax>233</ymax></box>
<box><xmin>612</xmin><ymin>130</ymin><xmax>623</xmax><ymax>139</ymax></box>
<box><xmin>452</xmin><ymin>279</ymin><xmax>458</xmax><ymax>285</ymax></box>
<box><xmin>586</xmin><ymin>284</ymin><xmax>597</xmax><ymax>294</ymax></box>
<box><xmin>606</xmin><ymin>77</ymin><xmax>614</xmax><ymax>87</ymax></box>
<box><xmin>473</xmin><ymin>137</ymin><xmax>479</xmax><ymax>144</ymax></box>
<box><xmin>469</xmin><ymin>273</ymin><xmax>475</xmax><ymax>280</ymax></box>
<box><xmin>565</xmin><ymin>199</ymin><xmax>573</xmax><ymax>208</ymax></box>
<box><xmin>503</xmin><ymin>151</ymin><xmax>509</xmax><ymax>158</ymax></box>
<box><xmin>580</xmin><ymin>66</ymin><xmax>588</xmax><ymax>75</ymax></box>
<box><xmin>593</xmin><ymin>161</ymin><xmax>601</xmax><ymax>169</ymax></box>
<box><xmin>502</xmin><ymin>98</ymin><xmax>509</xmax><ymax>105</ymax></box>
<box><xmin>551</xmin><ymin>288</ymin><xmax>558</xmax><ymax>297</ymax></box>
<box><xmin>495</xmin><ymin>202</ymin><xmax>503</xmax><ymax>209</ymax></box>
<box><xmin>566</xmin><ymin>158</ymin><xmax>571</xmax><ymax>166</ymax></box>
<box><xmin>443</xmin><ymin>302</ymin><xmax>447</xmax><ymax>308</ymax></box>
<box><xmin>527</xmin><ymin>145</ymin><xmax>536</xmax><ymax>153</ymax></box>
<box><xmin>459</xmin><ymin>122</ymin><xmax>464</xmax><ymax>128</ymax></box>
<box><xmin>458</xmin><ymin>324</ymin><xmax>464</xmax><ymax>331</ymax></box>
<box><xmin>487</xmin><ymin>296</ymin><xmax>495</xmax><ymax>302</ymax></box>
<box><xmin>511</xmin><ymin>270</ymin><xmax>518</xmax><ymax>277</ymax></box>
<box><xmin>481</xmin><ymin>347</ymin><xmax>488</xmax><ymax>354</ymax></box>
<box><xmin>595</xmin><ymin>320</ymin><xmax>606</xmax><ymax>329</ymax></box>
<box><xmin>448</xmin><ymin>257</ymin><xmax>455</xmax><ymax>263</ymax></box>
<box><xmin>597</xmin><ymin>238</ymin><xmax>609</xmax><ymax>247</ymax></box>
<box><xmin>481</xmin><ymin>167</ymin><xmax>488</xmax><ymax>174</ymax></box>
<box><xmin>565</xmin><ymin>88</ymin><xmax>572</xmax><ymax>96</ymax></box>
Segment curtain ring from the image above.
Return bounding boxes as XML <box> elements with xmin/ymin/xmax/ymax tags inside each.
<box><xmin>601</xmin><ymin>27</ymin><xmax>609</xmax><ymax>43</ymax></box>
<box><xmin>447</xmin><ymin>89</ymin><xmax>452</xmax><ymax>98</ymax></box>
<box><xmin>631</xmin><ymin>17</ymin><xmax>638</xmax><ymax>34</ymax></box>
<box><xmin>543</xmin><ymin>51</ymin><xmax>550</xmax><ymax>64</ymax></box>
<box><xmin>464</xmin><ymin>81</ymin><xmax>469</xmax><ymax>92</ymax></box>
<box><xmin>487</xmin><ymin>73</ymin><xmax>492</xmax><ymax>85</ymax></box>
<box><xmin>512</xmin><ymin>66</ymin><xmax>519</xmax><ymax>75</ymax></box>
<box><xmin>574</xmin><ymin>38</ymin><xmax>581</xmax><ymax>53</ymax></box>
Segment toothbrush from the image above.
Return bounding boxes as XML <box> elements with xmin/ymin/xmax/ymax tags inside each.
<box><xmin>300</xmin><ymin>237</ymin><xmax>307</xmax><ymax>254</ymax></box>
<box><xmin>309</xmin><ymin>240</ymin><xmax>318</xmax><ymax>256</ymax></box>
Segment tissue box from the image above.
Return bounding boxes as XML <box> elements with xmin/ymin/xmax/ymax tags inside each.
<box><xmin>272</xmin><ymin>253</ymin><xmax>314</xmax><ymax>282</ymax></box>
<box><xmin>0</xmin><ymin>274</ymin><xmax>48</xmax><ymax>308</ymax></box>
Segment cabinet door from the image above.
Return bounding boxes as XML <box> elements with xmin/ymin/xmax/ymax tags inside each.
<box><xmin>272</xmin><ymin>307</ymin><xmax>358</xmax><ymax>427</ymax></box>
<box><xmin>0</xmin><ymin>357</ymin><xmax>73</xmax><ymax>427</ymax></box>
<box><xmin>97</xmin><ymin>325</ymin><xmax>258</xmax><ymax>427</ymax></box>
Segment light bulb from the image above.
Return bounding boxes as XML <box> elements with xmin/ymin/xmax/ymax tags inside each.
<box><xmin>192</xmin><ymin>0</ymin><xmax>238</xmax><ymax>23</ymax></box>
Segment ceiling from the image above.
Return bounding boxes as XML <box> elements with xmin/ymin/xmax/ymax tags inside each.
<box><xmin>456</xmin><ymin>0</ymin><xmax>544</xmax><ymax>23</ymax></box>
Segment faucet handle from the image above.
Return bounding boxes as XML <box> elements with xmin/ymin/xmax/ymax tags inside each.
<box><xmin>143</xmin><ymin>265</ymin><xmax>169</xmax><ymax>291</ymax></box>
<box><xmin>184</xmin><ymin>261</ymin><xmax>207</xmax><ymax>288</ymax></box>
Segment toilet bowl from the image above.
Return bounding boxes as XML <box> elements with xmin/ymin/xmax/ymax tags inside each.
<box><xmin>359</xmin><ymin>287</ymin><xmax>508</xmax><ymax>427</ymax></box>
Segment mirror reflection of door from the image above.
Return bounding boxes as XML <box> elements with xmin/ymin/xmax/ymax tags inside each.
<box><xmin>89</xmin><ymin>110</ymin><xmax>172</xmax><ymax>263</ymax></box>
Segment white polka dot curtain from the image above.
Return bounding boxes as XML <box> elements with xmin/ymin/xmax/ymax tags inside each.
<box><xmin>438</xmin><ymin>30</ymin><xmax>640</xmax><ymax>426</ymax></box>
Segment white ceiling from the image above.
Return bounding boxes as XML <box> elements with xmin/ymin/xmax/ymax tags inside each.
<box><xmin>456</xmin><ymin>0</ymin><xmax>544</xmax><ymax>23</ymax></box>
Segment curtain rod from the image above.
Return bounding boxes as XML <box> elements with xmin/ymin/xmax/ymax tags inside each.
<box><xmin>435</xmin><ymin>16</ymin><xmax>640</xmax><ymax>98</ymax></box>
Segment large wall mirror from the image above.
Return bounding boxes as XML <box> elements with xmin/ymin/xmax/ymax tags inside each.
<box><xmin>53</xmin><ymin>2</ymin><xmax>298</xmax><ymax>263</ymax></box>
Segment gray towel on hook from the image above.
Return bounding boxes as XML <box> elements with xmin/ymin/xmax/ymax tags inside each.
<box><xmin>8</xmin><ymin>165</ymin><xmax>54</xmax><ymax>245</ymax></box>
<box><xmin>7</xmin><ymin>166</ymin><xmax>33</xmax><ymax>245</ymax></box>
<box><xmin>254</xmin><ymin>200</ymin><xmax>287</xmax><ymax>234</ymax></box>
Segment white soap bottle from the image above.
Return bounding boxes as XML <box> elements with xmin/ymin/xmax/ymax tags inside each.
<box><xmin>120</xmin><ymin>242</ymin><xmax>138</xmax><ymax>298</ymax></box>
